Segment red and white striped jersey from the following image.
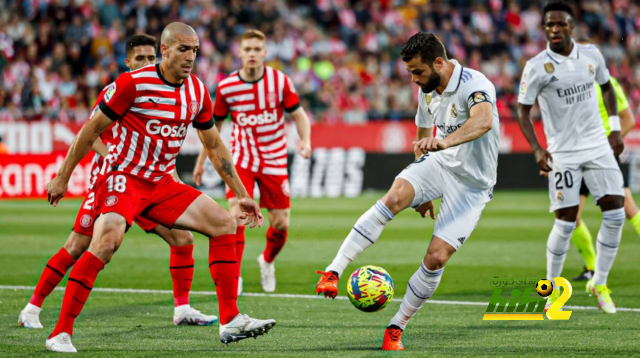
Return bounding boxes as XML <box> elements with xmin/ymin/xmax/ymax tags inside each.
<box><xmin>86</xmin><ymin>84</ymin><xmax>118</xmax><ymax>190</ymax></box>
<box><xmin>98</xmin><ymin>64</ymin><xmax>213</xmax><ymax>181</ymax></box>
<box><xmin>214</xmin><ymin>66</ymin><xmax>300</xmax><ymax>176</ymax></box>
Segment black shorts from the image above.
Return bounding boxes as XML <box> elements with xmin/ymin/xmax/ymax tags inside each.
<box><xmin>580</xmin><ymin>157</ymin><xmax>629</xmax><ymax>196</ymax></box>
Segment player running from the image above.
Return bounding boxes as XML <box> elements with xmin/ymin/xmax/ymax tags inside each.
<box><xmin>315</xmin><ymin>32</ymin><xmax>500</xmax><ymax>351</ymax></box>
<box><xmin>192</xmin><ymin>29</ymin><xmax>312</xmax><ymax>293</ymax></box>
<box><xmin>569</xmin><ymin>72</ymin><xmax>638</xmax><ymax>281</ymax></box>
<box><xmin>517</xmin><ymin>2</ymin><xmax>624</xmax><ymax>313</ymax></box>
<box><xmin>44</xmin><ymin>23</ymin><xmax>274</xmax><ymax>353</ymax></box>
<box><xmin>19</xmin><ymin>34</ymin><xmax>217</xmax><ymax>330</ymax></box>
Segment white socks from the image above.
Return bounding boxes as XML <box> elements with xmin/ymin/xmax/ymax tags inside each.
<box><xmin>326</xmin><ymin>200</ymin><xmax>394</xmax><ymax>277</ymax></box>
<box><xmin>593</xmin><ymin>208</ymin><xmax>625</xmax><ymax>286</ymax></box>
<box><xmin>546</xmin><ymin>219</ymin><xmax>576</xmax><ymax>286</ymax></box>
<box><xmin>389</xmin><ymin>263</ymin><xmax>444</xmax><ymax>330</ymax></box>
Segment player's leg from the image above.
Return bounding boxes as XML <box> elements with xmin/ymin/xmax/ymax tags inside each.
<box><xmin>571</xmin><ymin>182</ymin><xmax>596</xmax><ymax>281</ymax></box>
<box><xmin>256</xmin><ymin>174</ymin><xmax>291</xmax><ymax>292</ymax></box>
<box><xmin>46</xmin><ymin>173</ymin><xmax>142</xmax><ymax>353</ymax></box>
<box><xmin>225</xmin><ymin>168</ymin><xmax>256</xmax><ymax>296</ymax></box>
<box><xmin>141</xmin><ymin>220</ymin><xmax>218</xmax><ymax>326</ymax></box>
<box><xmin>582</xmin><ymin>153</ymin><xmax>625</xmax><ymax>313</ymax></box>
<box><xmin>20</xmin><ymin>194</ymin><xmax>98</xmax><ymax>329</ymax></box>
<box><xmin>384</xmin><ymin>176</ymin><xmax>491</xmax><ymax>351</ymax></box>
<box><xmin>618</xmin><ymin>160</ymin><xmax>640</xmax><ymax>235</ymax></box>
<box><xmin>317</xmin><ymin>155</ymin><xmax>442</xmax><ymax>298</ymax></box>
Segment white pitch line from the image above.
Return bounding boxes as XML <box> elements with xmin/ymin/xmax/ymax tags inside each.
<box><xmin>2</xmin><ymin>285</ymin><xmax>639</xmax><ymax>312</ymax></box>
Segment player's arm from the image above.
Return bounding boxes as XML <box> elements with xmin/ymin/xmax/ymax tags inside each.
<box><xmin>91</xmin><ymin>139</ymin><xmax>109</xmax><ymax>157</ymax></box>
<box><xmin>197</xmin><ymin>126</ymin><xmax>263</xmax><ymax>227</ymax></box>
<box><xmin>600</xmin><ymin>80</ymin><xmax>623</xmax><ymax>156</ymax></box>
<box><xmin>621</xmin><ymin>107</ymin><xmax>635</xmax><ymax>138</ymax></box>
<box><xmin>517</xmin><ymin>104</ymin><xmax>553</xmax><ymax>172</ymax></box>
<box><xmin>46</xmin><ymin>109</ymin><xmax>114</xmax><ymax>206</ymax></box>
<box><xmin>414</xmin><ymin>127</ymin><xmax>433</xmax><ymax>159</ymax></box>
<box><xmin>192</xmin><ymin>120</ymin><xmax>224</xmax><ymax>186</ymax></box>
<box><xmin>289</xmin><ymin>107</ymin><xmax>312</xmax><ymax>158</ymax></box>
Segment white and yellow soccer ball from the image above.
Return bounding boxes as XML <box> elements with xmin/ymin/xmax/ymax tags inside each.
<box><xmin>347</xmin><ymin>265</ymin><xmax>394</xmax><ymax>312</ymax></box>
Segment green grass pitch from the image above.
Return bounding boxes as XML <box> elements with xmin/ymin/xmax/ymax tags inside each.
<box><xmin>1</xmin><ymin>191</ymin><xmax>639</xmax><ymax>357</ymax></box>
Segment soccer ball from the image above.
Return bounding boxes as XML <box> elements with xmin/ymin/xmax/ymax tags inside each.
<box><xmin>536</xmin><ymin>279</ymin><xmax>554</xmax><ymax>297</ymax></box>
<box><xmin>346</xmin><ymin>265</ymin><xmax>394</xmax><ymax>312</ymax></box>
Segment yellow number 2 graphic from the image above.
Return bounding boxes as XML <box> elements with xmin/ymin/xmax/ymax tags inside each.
<box><xmin>546</xmin><ymin>277</ymin><xmax>572</xmax><ymax>320</ymax></box>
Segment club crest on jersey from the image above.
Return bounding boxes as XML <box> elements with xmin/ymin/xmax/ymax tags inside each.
<box><xmin>450</xmin><ymin>104</ymin><xmax>458</xmax><ymax>118</ymax></box>
<box><xmin>105</xmin><ymin>83</ymin><xmax>116</xmax><ymax>102</ymax></box>
<box><xmin>80</xmin><ymin>214</ymin><xmax>93</xmax><ymax>228</ymax></box>
<box><xmin>557</xmin><ymin>192</ymin><xmax>564</xmax><ymax>202</ymax></box>
<box><xmin>474</xmin><ymin>92</ymin><xmax>486</xmax><ymax>102</ymax></box>
<box><xmin>189</xmin><ymin>101</ymin><xmax>199</xmax><ymax>114</ymax></box>
<box><xmin>520</xmin><ymin>81</ymin><xmax>527</xmax><ymax>93</ymax></box>
<box><xmin>589</xmin><ymin>64</ymin><xmax>595</xmax><ymax>77</ymax></box>
<box><xmin>105</xmin><ymin>195</ymin><xmax>118</xmax><ymax>207</ymax></box>
<box><xmin>544</xmin><ymin>63</ymin><xmax>555</xmax><ymax>74</ymax></box>
<box><xmin>425</xmin><ymin>94</ymin><xmax>432</xmax><ymax>105</ymax></box>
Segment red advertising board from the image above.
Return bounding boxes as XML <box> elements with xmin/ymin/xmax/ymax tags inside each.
<box><xmin>0</xmin><ymin>152</ymin><xmax>93</xmax><ymax>199</ymax></box>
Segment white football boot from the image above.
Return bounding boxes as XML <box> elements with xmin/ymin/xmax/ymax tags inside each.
<box><xmin>45</xmin><ymin>332</ymin><xmax>77</xmax><ymax>353</ymax></box>
<box><xmin>257</xmin><ymin>254</ymin><xmax>276</xmax><ymax>293</ymax></box>
<box><xmin>219</xmin><ymin>314</ymin><xmax>276</xmax><ymax>344</ymax></box>
<box><xmin>18</xmin><ymin>303</ymin><xmax>43</xmax><ymax>329</ymax></box>
<box><xmin>173</xmin><ymin>305</ymin><xmax>218</xmax><ymax>326</ymax></box>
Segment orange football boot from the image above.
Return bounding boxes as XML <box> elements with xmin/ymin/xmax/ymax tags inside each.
<box><xmin>315</xmin><ymin>270</ymin><xmax>339</xmax><ymax>298</ymax></box>
<box><xmin>382</xmin><ymin>326</ymin><xmax>405</xmax><ymax>351</ymax></box>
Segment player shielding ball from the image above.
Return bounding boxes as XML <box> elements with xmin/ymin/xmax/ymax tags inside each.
<box><xmin>193</xmin><ymin>29</ymin><xmax>312</xmax><ymax>293</ymax></box>
<box><xmin>316</xmin><ymin>32</ymin><xmax>499</xmax><ymax>351</ymax></box>
<box><xmin>44</xmin><ymin>23</ymin><xmax>274</xmax><ymax>353</ymax></box>
<box><xmin>517</xmin><ymin>2</ymin><xmax>624</xmax><ymax>313</ymax></box>
<box><xmin>18</xmin><ymin>34</ymin><xmax>217</xmax><ymax>331</ymax></box>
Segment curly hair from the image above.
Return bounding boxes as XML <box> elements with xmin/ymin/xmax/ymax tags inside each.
<box><xmin>543</xmin><ymin>1</ymin><xmax>574</xmax><ymax>19</ymax></box>
<box><xmin>400</xmin><ymin>32</ymin><xmax>447</xmax><ymax>65</ymax></box>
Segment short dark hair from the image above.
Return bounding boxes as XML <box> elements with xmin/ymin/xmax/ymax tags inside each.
<box><xmin>126</xmin><ymin>34</ymin><xmax>157</xmax><ymax>57</ymax></box>
<box><xmin>400</xmin><ymin>32</ymin><xmax>447</xmax><ymax>65</ymax></box>
<box><xmin>543</xmin><ymin>1</ymin><xmax>574</xmax><ymax>19</ymax></box>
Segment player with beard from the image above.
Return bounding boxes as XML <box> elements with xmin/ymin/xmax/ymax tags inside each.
<box><xmin>315</xmin><ymin>32</ymin><xmax>500</xmax><ymax>351</ymax></box>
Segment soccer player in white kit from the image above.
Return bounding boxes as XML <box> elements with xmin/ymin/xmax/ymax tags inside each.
<box><xmin>315</xmin><ymin>32</ymin><xmax>500</xmax><ymax>351</ymax></box>
<box><xmin>517</xmin><ymin>2</ymin><xmax>624</xmax><ymax>314</ymax></box>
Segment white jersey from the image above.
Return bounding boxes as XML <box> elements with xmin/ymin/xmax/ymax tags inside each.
<box><xmin>518</xmin><ymin>40</ymin><xmax>611</xmax><ymax>163</ymax></box>
<box><xmin>415</xmin><ymin>60</ymin><xmax>500</xmax><ymax>189</ymax></box>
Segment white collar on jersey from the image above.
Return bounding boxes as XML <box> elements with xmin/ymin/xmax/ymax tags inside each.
<box><xmin>442</xmin><ymin>59</ymin><xmax>463</xmax><ymax>94</ymax></box>
<box><xmin>546</xmin><ymin>39</ymin><xmax>579</xmax><ymax>64</ymax></box>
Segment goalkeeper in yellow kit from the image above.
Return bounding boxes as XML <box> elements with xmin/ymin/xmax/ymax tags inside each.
<box><xmin>571</xmin><ymin>75</ymin><xmax>638</xmax><ymax>281</ymax></box>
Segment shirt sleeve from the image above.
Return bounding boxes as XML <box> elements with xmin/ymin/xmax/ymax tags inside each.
<box><xmin>517</xmin><ymin>62</ymin><xmax>542</xmax><ymax>105</ymax></box>
<box><xmin>611</xmin><ymin>77</ymin><xmax>630</xmax><ymax>113</ymax></box>
<box><xmin>98</xmin><ymin>73</ymin><xmax>136</xmax><ymax>121</ymax></box>
<box><xmin>415</xmin><ymin>88</ymin><xmax>434</xmax><ymax>128</ymax></box>
<box><xmin>282</xmin><ymin>75</ymin><xmax>301</xmax><ymax>113</ymax></box>
<box><xmin>193</xmin><ymin>85</ymin><xmax>214</xmax><ymax>130</ymax></box>
<box><xmin>593</xmin><ymin>48</ymin><xmax>610</xmax><ymax>86</ymax></box>
<box><xmin>213</xmin><ymin>85</ymin><xmax>229</xmax><ymax>121</ymax></box>
<box><xmin>460</xmin><ymin>76</ymin><xmax>495</xmax><ymax>110</ymax></box>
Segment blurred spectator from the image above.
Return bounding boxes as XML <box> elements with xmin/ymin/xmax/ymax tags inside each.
<box><xmin>0</xmin><ymin>0</ymin><xmax>639</xmax><ymax>123</ymax></box>
<box><xmin>0</xmin><ymin>135</ymin><xmax>10</xmax><ymax>154</ymax></box>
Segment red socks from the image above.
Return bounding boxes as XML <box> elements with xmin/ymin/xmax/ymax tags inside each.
<box><xmin>30</xmin><ymin>248</ymin><xmax>77</xmax><ymax>308</ymax></box>
<box><xmin>236</xmin><ymin>226</ymin><xmax>246</xmax><ymax>276</ymax></box>
<box><xmin>50</xmin><ymin>252</ymin><xmax>104</xmax><ymax>338</ymax></box>
<box><xmin>208</xmin><ymin>234</ymin><xmax>240</xmax><ymax>325</ymax></box>
<box><xmin>169</xmin><ymin>244</ymin><xmax>194</xmax><ymax>307</ymax></box>
<box><xmin>263</xmin><ymin>227</ymin><xmax>288</xmax><ymax>263</ymax></box>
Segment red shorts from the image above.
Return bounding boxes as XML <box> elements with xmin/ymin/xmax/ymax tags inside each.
<box><xmin>93</xmin><ymin>172</ymin><xmax>202</xmax><ymax>230</ymax></box>
<box><xmin>225</xmin><ymin>166</ymin><xmax>290</xmax><ymax>209</ymax></box>
<box><xmin>73</xmin><ymin>192</ymin><xmax>167</xmax><ymax>237</ymax></box>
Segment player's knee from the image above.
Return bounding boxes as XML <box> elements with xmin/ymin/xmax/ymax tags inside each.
<box><xmin>382</xmin><ymin>190</ymin><xmax>410</xmax><ymax>215</ymax></box>
<box><xmin>216</xmin><ymin>211</ymin><xmax>237</xmax><ymax>236</ymax></box>
<box><xmin>64</xmin><ymin>232</ymin><xmax>91</xmax><ymax>259</ymax></box>
<box><xmin>170</xmin><ymin>230</ymin><xmax>194</xmax><ymax>246</ymax></box>
<box><xmin>270</xmin><ymin>214</ymin><xmax>289</xmax><ymax>231</ymax></box>
<box><xmin>597</xmin><ymin>195</ymin><xmax>624</xmax><ymax>211</ymax></box>
<box><xmin>424</xmin><ymin>250</ymin><xmax>450</xmax><ymax>271</ymax></box>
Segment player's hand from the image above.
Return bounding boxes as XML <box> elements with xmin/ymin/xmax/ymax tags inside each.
<box><xmin>298</xmin><ymin>140</ymin><xmax>312</xmax><ymax>159</ymax></box>
<box><xmin>192</xmin><ymin>163</ymin><xmax>205</xmax><ymax>187</ymax></box>
<box><xmin>534</xmin><ymin>148</ymin><xmax>553</xmax><ymax>172</ymax></box>
<box><xmin>539</xmin><ymin>170</ymin><xmax>549</xmax><ymax>178</ymax></box>
<box><xmin>46</xmin><ymin>176</ymin><xmax>68</xmax><ymax>207</ymax></box>
<box><xmin>415</xmin><ymin>201</ymin><xmax>435</xmax><ymax>220</ymax></box>
<box><xmin>413</xmin><ymin>137</ymin><xmax>448</xmax><ymax>155</ymax></box>
<box><xmin>608</xmin><ymin>131</ymin><xmax>624</xmax><ymax>157</ymax></box>
<box><xmin>237</xmin><ymin>197</ymin><xmax>264</xmax><ymax>228</ymax></box>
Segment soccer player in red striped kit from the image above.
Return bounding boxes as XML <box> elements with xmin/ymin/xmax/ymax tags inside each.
<box><xmin>193</xmin><ymin>30</ymin><xmax>312</xmax><ymax>293</ymax></box>
<box><xmin>19</xmin><ymin>33</ymin><xmax>217</xmax><ymax>331</ymax></box>
<box><xmin>44</xmin><ymin>23</ymin><xmax>275</xmax><ymax>353</ymax></box>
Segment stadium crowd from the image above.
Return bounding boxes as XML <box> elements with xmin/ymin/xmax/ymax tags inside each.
<box><xmin>0</xmin><ymin>0</ymin><xmax>639</xmax><ymax>124</ymax></box>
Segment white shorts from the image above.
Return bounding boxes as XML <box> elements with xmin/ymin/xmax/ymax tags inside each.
<box><xmin>396</xmin><ymin>154</ymin><xmax>493</xmax><ymax>251</ymax></box>
<box><xmin>548</xmin><ymin>151</ymin><xmax>624</xmax><ymax>212</ymax></box>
